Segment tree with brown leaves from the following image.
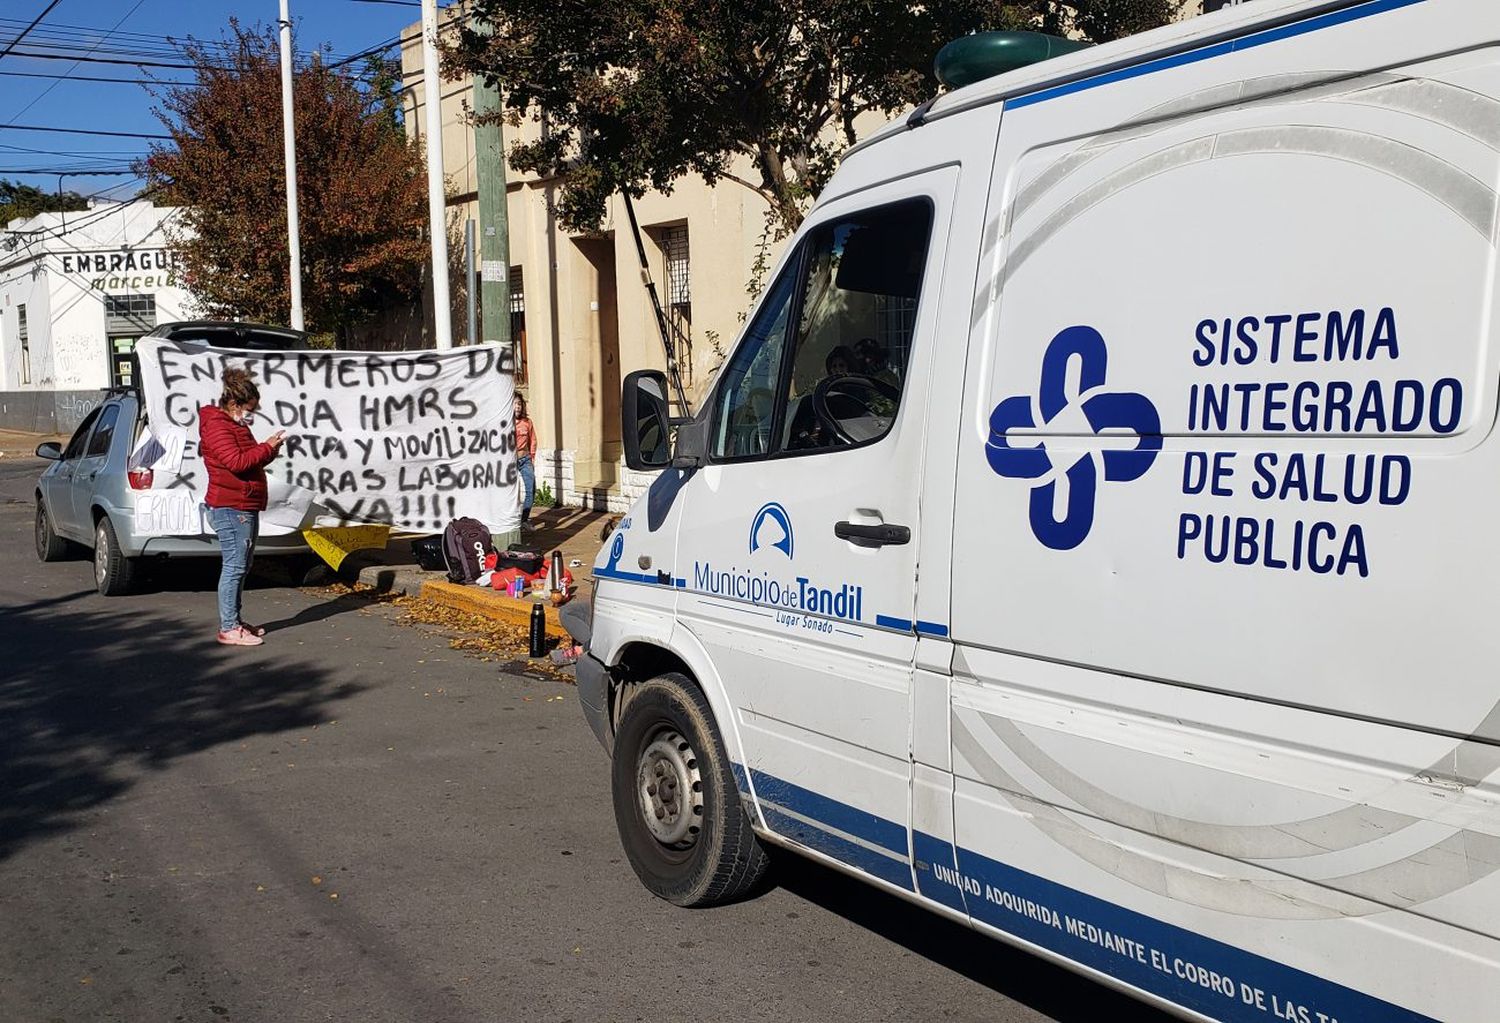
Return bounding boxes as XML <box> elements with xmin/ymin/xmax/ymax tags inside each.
<box><xmin>145</xmin><ymin>24</ymin><xmax>429</xmax><ymax>345</ymax></box>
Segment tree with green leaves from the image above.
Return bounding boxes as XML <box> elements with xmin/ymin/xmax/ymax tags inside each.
<box><xmin>1042</xmin><ymin>0</ymin><xmax>1180</xmax><ymax>43</ymax></box>
<box><xmin>0</xmin><ymin>180</ymin><xmax>89</xmax><ymax>228</ymax></box>
<box><xmin>446</xmin><ymin>0</ymin><xmax>1176</xmax><ymax>241</ymax></box>
<box><xmin>144</xmin><ymin>23</ymin><xmax>429</xmax><ymax>344</ymax></box>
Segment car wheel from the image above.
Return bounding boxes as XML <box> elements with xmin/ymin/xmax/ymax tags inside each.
<box><xmin>35</xmin><ymin>498</ymin><xmax>69</xmax><ymax>562</ymax></box>
<box><xmin>94</xmin><ymin>516</ymin><xmax>137</xmax><ymax>596</ymax></box>
<box><xmin>611</xmin><ymin>673</ymin><xmax>769</xmax><ymax>907</ymax></box>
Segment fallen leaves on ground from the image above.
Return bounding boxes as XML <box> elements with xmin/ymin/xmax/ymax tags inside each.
<box><xmin>302</xmin><ymin>582</ymin><xmax>576</xmax><ymax>681</ymax></box>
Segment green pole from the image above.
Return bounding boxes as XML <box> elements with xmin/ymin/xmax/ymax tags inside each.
<box><xmin>473</xmin><ymin>65</ymin><xmax>510</xmax><ymax>352</ymax></box>
<box><xmin>473</xmin><ymin>38</ymin><xmax>518</xmax><ymax>546</ymax></box>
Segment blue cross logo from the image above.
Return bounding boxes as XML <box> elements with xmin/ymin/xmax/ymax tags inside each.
<box><xmin>985</xmin><ymin>325</ymin><xmax>1161</xmax><ymax>551</ymax></box>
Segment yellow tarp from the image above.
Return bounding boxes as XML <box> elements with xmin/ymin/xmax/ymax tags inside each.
<box><xmin>302</xmin><ymin>524</ymin><xmax>391</xmax><ymax>571</ymax></box>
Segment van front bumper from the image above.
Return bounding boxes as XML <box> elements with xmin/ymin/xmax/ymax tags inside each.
<box><xmin>576</xmin><ymin>652</ymin><xmax>612</xmax><ymax>755</ymax></box>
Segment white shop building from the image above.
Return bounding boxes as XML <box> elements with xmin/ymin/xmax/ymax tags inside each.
<box><xmin>0</xmin><ymin>200</ymin><xmax>196</xmax><ymax>432</ymax></box>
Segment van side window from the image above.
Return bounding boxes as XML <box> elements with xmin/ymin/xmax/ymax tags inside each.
<box><xmin>709</xmin><ymin>198</ymin><xmax>934</xmax><ymax>462</ymax></box>
<box><xmin>711</xmin><ymin>265</ymin><xmax>797</xmax><ymax>459</ymax></box>
<box><xmin>780</xmin><ymin>200</ymin><xmax>931</xmax><ymax>453</ymax></box>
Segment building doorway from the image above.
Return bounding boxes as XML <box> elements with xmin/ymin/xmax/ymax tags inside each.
<box><xmin>571</xmin><ymin>237</ymin><xmax>622</xmax><ymax>501</ymax></box>
<box><xmin>104</xmin><ymin>293</ymin><xmax>156</xmax><ymax>388</ymax></box>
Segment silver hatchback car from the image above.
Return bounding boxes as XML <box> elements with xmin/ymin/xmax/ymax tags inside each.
<box><xmin>33</xmin><ymin>321</ymin><xmax>312</xmax><ymax>596</ymax></box>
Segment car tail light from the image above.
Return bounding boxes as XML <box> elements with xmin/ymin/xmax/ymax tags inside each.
<box><xmin>128</xmin><ymin>468</ymin><xmax>154</xmax><ymax>490</ymax></box>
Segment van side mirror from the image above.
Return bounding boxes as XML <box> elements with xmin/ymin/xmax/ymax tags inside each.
<box><xmin>35</xmin><ymin>442</ymin><xmax>63</xmax><ymax>461</ymax></box>
<box><xmin>622</xmin><ymin>370</ymin><xmax>673</xmax><ymax>471</ymax></box>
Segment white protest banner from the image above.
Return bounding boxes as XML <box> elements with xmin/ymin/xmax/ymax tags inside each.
<box><xmin>134</xmin><ymin>339</ymin><xmax>519</xmax><ymax>535</ymax></box>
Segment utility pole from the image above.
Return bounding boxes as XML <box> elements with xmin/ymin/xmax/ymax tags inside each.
<box><xmin>472</xmin><ymin>21</ymin><xmax>510</xmax><ymax>356</ymax></box>
<box><xmin>278</xmin><ymin>0</ymin><xmax>305</xmax><ymax>331</ymax></box>
<box><xmin>464</xmin><ymin>217</ymin><xmax>477</xmax><ymax>345</ymax></box>
<box><xmin>421</xmin><ymin>0</ymin><xmax>453</xmax><ymax>350</ymax></box>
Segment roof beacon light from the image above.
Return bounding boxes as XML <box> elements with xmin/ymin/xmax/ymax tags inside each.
<box><xmin>934</xmin><ymin>31</ymin><xmax>1092</xmax><ymax>90</ymax></box>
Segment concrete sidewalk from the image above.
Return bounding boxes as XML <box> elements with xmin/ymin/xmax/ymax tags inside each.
<box><xmin>0</xmin><ymin>429</ymin><xmax>65</xmax><ymax>458</ymax></box>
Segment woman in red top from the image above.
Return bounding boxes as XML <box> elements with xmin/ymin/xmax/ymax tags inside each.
<box><xmin>198</xmin><ymin>368</ymin><xmax>286</xmax><ymax>646</ymax></box>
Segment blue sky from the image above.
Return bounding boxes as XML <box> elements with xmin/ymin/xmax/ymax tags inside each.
<box><xmin>0</xmin><ymin>0</ymin><xmax>428</xmax><ymax>201</ymax></box>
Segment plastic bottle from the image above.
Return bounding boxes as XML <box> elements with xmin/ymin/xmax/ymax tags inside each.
<box><xmin>529</xmin><ymin>601</ymin><xmax>546</xmax><ymax>658</ymax></box>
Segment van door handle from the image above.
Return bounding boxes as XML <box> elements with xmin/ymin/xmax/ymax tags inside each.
<box><xmin>834</xmin><ymin>521</ymin><xmax>911</xmax><ymax>548</ymax></box>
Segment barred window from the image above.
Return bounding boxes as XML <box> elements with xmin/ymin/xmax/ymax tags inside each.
<box><xmin>509</xmin><ymin>266</ymin><xmax>527</xmax><ymax>384</ymax></box>
<box><xmin>105</xmin><ymin>293</ymin><xmax>156</xmax><ymax>335</ymax></box>
<box><xmin>661</xmin><ymin>225</ymin><xmax>692</xmax><ymax>383</ymax></box>
<box><xmin>662</xmin><ymin>226</ymin><xmax>690</xmax><ymax>306</ymax></box>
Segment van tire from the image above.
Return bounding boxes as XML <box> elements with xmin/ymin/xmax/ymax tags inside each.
<box><xmin>611</xmin><ymin>673</ymin><xmax>768</xmax><ymax>907</ymax></box>
<box><xmin>93</xmin><ymin>515</ymin><xmax>137</xmax><ymax>597</ymax></box>
<box><xmin>35</xmin><ymin>498</ymin><xmax>69</xmax><ymax>562</ymax></box>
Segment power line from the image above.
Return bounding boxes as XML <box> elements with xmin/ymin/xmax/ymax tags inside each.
<box><xmin>0</xmin><ymin>141</ymin><xmax>145</xmax><ymax>159</ymax></box>
<box><xmin>0</xmin><ymin>17</ymin><xmax>381</xmax><ymax>66</ymax></box>
<box><xmin>2</xmin><ymin>49</ymin><xmax>197</xmax><ymax>70</ymax></box>
<box><xmin>0</xmin><ymin>17</ymin><xmax>237</xmax><ymax>50</ymax></box>
<box><xmin>0</xmin><ymin>167</ymin><xmax>136</xmax><ymax>175</ymax></box>
<box><xmin>8</xmin><ymin>0</ymin><xmax>152</xmax><ymax>123</ymax></box>
<box><xmin>328</xmin><ymin>25</ymin><xmax>425</xmax><ymax>70</ymax></box>
<box><xmin>0</xmin><ymin>0</ymin><xmax>64</xmax><ymax>62</ymax></box>
<box><xmin>0</xmin><ymin>124</ymin><xmax>172</xmax><ymax>140</ymax></box>
<box><xmin>0</xmin><ymin>69</ymin><xmax>198</xmax><ymax>87</ymax></box>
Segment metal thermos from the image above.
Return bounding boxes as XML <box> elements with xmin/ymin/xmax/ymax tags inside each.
<box><xmin>550</xmin><ymin>550</ymin><xmax>565</xmax><ymax>592</ymax></box>
<box><xmin>529</xmin><ymin>601</ymin><xmax>546</xmax><ymax>658</ymax></box>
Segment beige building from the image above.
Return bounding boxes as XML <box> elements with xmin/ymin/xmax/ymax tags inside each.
<box><xmin>399</xmin><ymin>21</ymin><xmax>788</xmax><ymax>512</ymax></box>
<box><xmin>398</xmin><ymin>2</ymin><xmax>1210</xmax><ymax>512</ymax></box>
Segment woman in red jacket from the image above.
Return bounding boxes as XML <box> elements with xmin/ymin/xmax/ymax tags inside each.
<box><xmin>199</xmin><ymin>368</ymin><xmax>285</xmax><ymax>646</ymax></box>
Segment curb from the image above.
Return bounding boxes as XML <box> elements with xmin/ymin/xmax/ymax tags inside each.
<box><xmin>418</xmin><ymin>579</ymin><xmax>573</xmax><ymax>640</ymax></box>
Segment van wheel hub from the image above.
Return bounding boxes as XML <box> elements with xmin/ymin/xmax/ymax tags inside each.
<box><xmin>636</xmin><ymin>730</ymin><xmax>703</xmax><ymax>847</ymax></box>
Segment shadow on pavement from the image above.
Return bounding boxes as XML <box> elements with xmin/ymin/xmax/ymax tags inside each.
<box><xmin>773</xmin><ymin>853</ymin><xmax>1168</xmax><ymax>1022</ymax></box>
<box><xmin>130</xmin><ymin>554</ymin><xmax>315</xmax><ymax>596</ymax></box>
<box><xmin>256</xmin><ymin>585</ymin><xmax>398</xmax><ymax>634</ymax></box>
<box><xmin>0</xmin><ymin>587</ymin><xmax>364</xmax><ymax>864</ymax></box>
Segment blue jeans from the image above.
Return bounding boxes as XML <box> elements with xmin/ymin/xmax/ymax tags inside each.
<box><xmin>208</xmin><ymin>507</ymin><xmax>258</xmax><ymax>633</ymax></box>
<box><xmin>517</xmin><ymin>454</ymin><xmax>535</xmax><ymax>520</ymax></box>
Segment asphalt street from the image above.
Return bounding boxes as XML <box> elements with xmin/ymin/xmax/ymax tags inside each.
<box><xmin>0</xmin><ymin>454</ymin><xmax>1167</xmax><ymax>1023</ymax></box>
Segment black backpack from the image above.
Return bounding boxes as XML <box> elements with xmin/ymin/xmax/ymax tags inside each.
<box><xmin>442</xmin><ymin>517</ymin><xmax>495</xmax><ymax>584</ymax></box>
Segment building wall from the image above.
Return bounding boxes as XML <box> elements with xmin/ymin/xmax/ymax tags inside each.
<box><xmin>400</xmin><ymin>15</ymin><xmax>830</xmax><ymax>510</ymax></box>
<box><xmin>0</xmin><ymin>201</ymin><xmax>197</xmax><ymax>432</ymax></box>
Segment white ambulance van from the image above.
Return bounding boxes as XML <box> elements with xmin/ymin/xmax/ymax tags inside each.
<box><xmin>572</xmin><ymin>0</ymin><xmax>1500</xmax><ymax>1018</ymax></box>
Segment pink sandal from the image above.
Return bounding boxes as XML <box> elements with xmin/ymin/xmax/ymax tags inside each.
<box><xmin>217</xmin><ymin>626</ymin><xmax>264</xmax><ymax>647</ymax></box>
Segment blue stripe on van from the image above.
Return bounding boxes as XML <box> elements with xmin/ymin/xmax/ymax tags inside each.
<box><xmin>747</xmin><ymin>767</ymin><xmax>909</xmax><ymax>857</ymax></box>
<box><xmin>738</xmin><ymin>763</ymin><xmax>1437</xmax><ymax>1021</ymax></box>
<box><xmin>1009</xmin><ymin>0</ymin><xmax>1426</xmax><ymax>110</ymax></box>
<box><xmin>759</xmin><ymin>803</ymin><xmax>915</xmax><ymax>892</ymax></box>
<box><xmin>594</xmin><ymin>565</ymin><xmax>671</xmax><ymax>586</ymax></box>
<box><xmin>913</xmin><ymin>831</ymin><xmax>969</xmax><ymax>914</ymax></box>
<box><xmin>915</xmin><ymin>620</ymin><xmax>949</xmax><ymax>637</ymax></box>
<box><xmin>875</xmin><ymin>614</ymin><xmax>913</xmax><ymax>631</ymax></box>
<box><xmin>945</xmin><ymin>838</ymin><xmax>1437</xmax><ymax>1023</ymax></box>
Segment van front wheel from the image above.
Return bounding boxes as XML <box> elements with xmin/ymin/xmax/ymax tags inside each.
<box><xmin>611</xmin><ymin>673</ymin><xmax>768</xmax><ymax>907</ymax></box>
